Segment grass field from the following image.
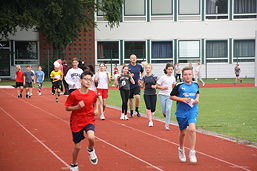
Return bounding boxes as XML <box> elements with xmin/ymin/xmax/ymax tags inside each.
<box><xmin>1</xmin><ymin>78</ymin><xmax>256</xmax><ymax>143</ymax></box>
<box><xmin>107</xmin><ymin>87</ymin><xmax>257</xmax><ymax>143</ymax></box>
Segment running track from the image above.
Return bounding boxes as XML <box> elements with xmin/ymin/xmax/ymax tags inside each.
<box><xmin>0</xmin><ymin>88</ymin><xmax>256</xmax><ymax>171</ymax></box>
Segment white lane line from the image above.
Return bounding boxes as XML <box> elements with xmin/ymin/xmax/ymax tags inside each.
<box><xmin>110</xmin><ymin>120</ymin><xmax>251</xmax><ymax>171</ymax></box>
<box><xmin>0</xmin><ymin>106</ymin><xmax>70</xmax><ymax>168</ymax></box>
<box><xmin>0</xmin><ymin>91</ymin><xmax>164</xmax><ymax>171</ymax></box>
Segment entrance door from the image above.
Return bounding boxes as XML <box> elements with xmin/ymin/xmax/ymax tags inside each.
<box><xmin>0</xmin><ymin>49</ymin><xmax>10</xmax><ymax>76</ymax></box>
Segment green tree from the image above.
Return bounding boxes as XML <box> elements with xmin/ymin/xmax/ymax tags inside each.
<box><xmin>0</xmin><ymin>0</ymin><xmax>123</xmax><ymax>51</ymax></box>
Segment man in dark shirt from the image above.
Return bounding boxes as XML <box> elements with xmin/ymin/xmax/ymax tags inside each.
<box><xmin>128</xmin><ymin>54</ymin><xmax>144</xmax><ymax>117</ymax></box>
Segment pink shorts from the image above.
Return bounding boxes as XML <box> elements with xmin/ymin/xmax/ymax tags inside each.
<box><xmin>97</xmin><ymin>88</ymin><xmax>108</xmax><ymax>99</ymax></box>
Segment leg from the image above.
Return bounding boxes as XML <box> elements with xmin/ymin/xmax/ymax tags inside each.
<box><xmin>188</xmin><ymin>123</ymin><xmax>196</xmax><ymax>150</ymax></box>
<box><xmin>103</xmin><ymin>98</ymin><xmax>107</xmax><ymax>112</ymax></box>
<box><xmin>72</xmin><ymin>142</ymin><xmax>81</xmax><ymax>164</ymax></box>
<box><xmin>87</xmin><ymin>130</ymin><xmax>95</xmax><ymax>150</ymax></box>
<box><xmin>98</xmin><ymin>96</ymin><xmax>103</xmax><ymax>114</ymax></box>
<box><xmin>159</xmin><ymin>95</ymin><xmax>166</xmax><ymax>117</ymax></box>
<box><xmin>179</xmin><ymin>129</ymin><xmax>186</xmax><ymax>148</ymax></box>
<box><xmin>165</xmin><ymin>97</ymin><xmax>172</xmax><ymax>128</ymax></box>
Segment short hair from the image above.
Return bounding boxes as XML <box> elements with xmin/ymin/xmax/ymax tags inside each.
<box><xmin>163</xmin><ymin>63</ymin><xmax>174</xmax><ymax>74</ymax></box>
<box><xmin>87</xmin><ymin>64</ymin><xmax>95</xmax><ymax>74</ymax></box>
<box><xmin>26</xmin><ymin>65</ymin><xmax>31</xmax><ymax>68</ymax></box>
<box><xmin>80</xmin><ymin>71</ymin><xmax>93</xmax><ymax>79</ymax></box>
<box><xmin>182</xmin><ymin>67</ymin><xmax>193</xmax><ymax>75</ymax></box>
<box><xmin>72</xmin><ymin>58</ymin><xmax>79</xmax><ymax>62</ymax></box>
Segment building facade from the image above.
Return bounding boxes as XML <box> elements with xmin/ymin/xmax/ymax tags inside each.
<box><xmin>95</xmin><ymin>0</ymin><xmax>257</xmax><ymax>78</ymax></box>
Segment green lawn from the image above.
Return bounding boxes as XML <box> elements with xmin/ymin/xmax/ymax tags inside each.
<box><xmin>1</xmin><ymin>78</ymin><xmax>256</xmax><ymax>143</ymax></box>
<box><xmin>107</xmin><ymin>87</ymin><xmax>257</xmax><ymax>143</ymax></box>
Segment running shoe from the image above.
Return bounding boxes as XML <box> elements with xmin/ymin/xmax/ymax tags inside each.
<box><xmin>56</xmin><ymin>98</ymin><xmax>59</xmax><ymax>103</ymax></box>
<box><xmin>70</xmin><ymin>163</ymin><xmax>79</xmax><ymax>171</ymax></box>
<box><xmin>178</xmin><ymin>147</ymin><xmax>186</xmax><ymax>162</ymax></box>
<box><xmin>136</xmin><ymin>110</ymin><xmax>141</xmax><ymax>117</ymax></box>
<box><xmin>148</xmin><ymin>121</ymin><xmax>153</xmax><ymax>127</ymax></box>
<box><xmin>120</xmin><ymin>113</ymin><xmax>125</xmax><ymax>120</ymax></box>
<box><xmin>88</xmin><ymin>148</ymin><xmax>98</xmax><ymax>165</ymax></box>
<box><xmin>124</xmin><ymin>115</ymin><xmax>129</xmax><ymax>120</ymax></box>
<box><xmin>100</xmin><ymin>113</ymin><xmax>105</xmax><ymax>120</ymax></box>
<box><xmin>189</xmin><ymin>150</ymin><xmax>197</xmax><ymax>163</ymax></box>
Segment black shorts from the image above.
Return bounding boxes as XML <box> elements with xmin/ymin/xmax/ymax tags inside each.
<box><xmin>25</xmin><ymin>82</ymin><xmax>32</xmax><ymax>88</ymax></box>
<box><xmin>72</xmin><ymin>124</ymin><xmax>95</xmax><ymax>144</ymax></box>
<box><xmin>69</xmin><ymin>89</ymin><xmax>76</xmax><ymax>94</ymax></box>
<box><xmin>53</xmin><ymin>80</ymin><xmax>62</xmax><ymax>90</ymax></box>
<box><xmin>16</xmin><ymin>82</ymin><xmax>23</xmax><ymax>88</ymax></box>
<box><xmin>236</xmin><ymin>74</ymin><xmax>239</xmax><ymax>77</ymax></box>
<box><xmin>129</xmin><ymin>86</ymin><xmax>140</xmax><ymax>99</ymax></box>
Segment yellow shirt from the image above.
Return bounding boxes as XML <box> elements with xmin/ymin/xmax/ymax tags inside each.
<box><xmin>50</xmin><ymin>70</ymin><xmax>63</xmax><ymax>82</ymax></box>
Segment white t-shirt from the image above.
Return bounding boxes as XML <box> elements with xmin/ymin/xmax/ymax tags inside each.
<box><xmin>157</xmin><ymin>75</ymin><xmax>176</xmax><ymax>96</ymax></box>
<box><xmin>89</xmin><ymin>74</ymin><xmax>97</xmax><ymax>91</ymax></box>
<box><xmin>65</xmin><ymin>68</ymin><xmax>83</xmax><ymax>89</ymax></box>
<box><xmin>97</xmin><ymin>71</ymin><xmax>110</xmax><ymax>89</ymax></box>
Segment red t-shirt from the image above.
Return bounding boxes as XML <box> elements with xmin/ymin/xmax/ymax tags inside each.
<box><xmin>65</xmin><ymin>89</ymin><xmax>97</xmax><ymax>132</ymax></box>
<box><xmin>16</xmin><ymin>71</ymin><xmax>24</xmax><ymax>82</ymax></box>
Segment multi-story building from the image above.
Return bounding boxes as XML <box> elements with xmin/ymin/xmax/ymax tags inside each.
<box><xmin>1</xmin><ymin>0</ymin><xmax>256</xmax><ymax>79</ymax></box>
<box><xmin>95</xmin><ymin>0</ymin><xmax>257</xmax><ymax>78</ymax></box>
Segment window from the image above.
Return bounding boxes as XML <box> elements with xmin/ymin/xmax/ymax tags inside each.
<box><xmin>178</xmin><ymin>0</ymin><xmax>200</xmax><ymax>20</ymax></box>
<box><xmin>234</xmin><ymin>40</ymin><xmax>255</xmax><ymax>62</ymax></box>
<box><xmin>15</xmin><ymin>41</ymin><xmax>38</xmax><ymax>64</ymax></box>
<box><xmin>97</xmin><ymin>41</ymin><xmax>119</xmax><ymax>64</ymax></box>
<box><xmin>206</xmin><ymin>0</ymin><xmax>228</xmax><ymax>19</ymax></box>
<box><xmin>206</xmin><ymin>40</ymin><xmax>228</xmax><ymax>63</ymax></box>
<box><xmin>178</xmin><ymin>40</ymin><xmax>200</xmax><ymax>63</ymax></box>
<box><xmin>151</xmin><ymin>0</ymin><xmax>173</xmax><ymax>20</ymax></box>
<box><xmin>152</xmin><ymin>0</ymin><xmax>172</xmax><ymax>15</ymax></box>
<box><xmin>124</xmin><ymin>0</ymin><xmax>146</xmax><ymax>21</ymax></box>
<box><xmin>151</xmin><ymin>41</ymin><xmax>173</xmax><ymax>63</ymax></box>
<box><xmin>124</xmin><ymin>41</ymin><xmax>146</xmax><ymax>62</ymax></box>
<box><xmin>234</xmin><ymin>0</ymin><xmax>257</xmax><ymax>19</ymax></box>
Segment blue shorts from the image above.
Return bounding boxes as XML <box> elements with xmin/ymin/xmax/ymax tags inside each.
<box><xmin>72</xmin><ymin>124</ymin><xmax>95</xmax><ymax>144</ymax></box>
<box><xmin>176</xmin><ymin>116</ymin><xmax>197</xmax><ymax>131</ymax></box>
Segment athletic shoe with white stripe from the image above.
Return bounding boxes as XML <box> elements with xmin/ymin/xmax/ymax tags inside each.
<box><xmin>178</xmin><ymin>147</ymin><xmax>186</xmax><ymax>162</ymax></box>
<box><xmin>189</xmin><ymin>150</ymin><xmax>197</xmax><ymax>163</ymax></box>
<box><xmin>120</xmin><ymin>113</ymin><xmax>125</xmax><ymax>120</ymax></box>
<box><xmin>70</xmin><ymin>163</ymin><xmax>79</xmax><ymax>171</ymax></box>
<box><xmin>88</xmin><ymin>148</ymin><xmax>98</xmax><ymax>165</ymax></box>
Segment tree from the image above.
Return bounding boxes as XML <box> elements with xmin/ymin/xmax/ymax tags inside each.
<box><xmin>0</xmin><ymin>0</ymin><xmax>123</xmax><ymax>50</ymax></box>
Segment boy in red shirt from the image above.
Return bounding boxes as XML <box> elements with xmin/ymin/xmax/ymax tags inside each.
<box><xmin>15</xmin><ymin>65</ymin><xmax>24</xmax><ymax>98</ymax></box>
<box><xmin>65</xmin><ymin>71</ymin><xmax>99</xmax><ymax>171</ymax></box>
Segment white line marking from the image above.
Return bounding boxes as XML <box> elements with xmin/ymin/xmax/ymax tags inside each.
<box><xmin>1</xmin><ymin>91</ymin><xmax>163</xmax><ymax>171</ymax></box>
<box><xmin>110</xmin><ymin>120</ymin><xmax>251</xmax><ymax>171</ymax></box>
<box><xmin>0</xmin><ymin>106</ymin><xmax>70</xmax><ymax>168</ymax></box>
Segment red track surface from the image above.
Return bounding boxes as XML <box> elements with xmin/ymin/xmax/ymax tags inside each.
<box><xmin>0</xmin><ymin>88</ymin><xmax>256</xmax><ymax>171</ymax></box>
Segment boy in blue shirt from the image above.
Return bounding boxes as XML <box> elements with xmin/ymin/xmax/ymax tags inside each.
<box><xmin>35</xmin><ymin>65</ymin><xmax>45</xmax><ymax>95</ymax></box>
<box><xmin>170</xmin><ymin>67</ymin><xmax>200</xmax><ymax>163</ymax></box>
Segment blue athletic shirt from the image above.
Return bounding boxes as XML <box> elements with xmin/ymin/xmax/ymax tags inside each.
<box><xmin>128</xmin><ymin>63</ymin><xmax>144</xmax><ymax>89</ymax></box>
<box><xmin>35</xmin><ymin>71</ymin><xmax>45</xmax><ymax>83</ymax></box>
<box><xmin>170</xmin><ymin>82</ymin><xmax>199</xmax><ymax>118</ymax></box>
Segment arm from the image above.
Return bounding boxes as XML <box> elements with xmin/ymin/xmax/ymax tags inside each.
<box><xmin>156</xmin><ymin>83</ymin><xmax>168</xmax><ymax>90</ymax></box>
<box><xmin>93</xmin><ymin>98</ymin><xmax>99</xmax><ymax>116</ymax></box>
<box><xmin>66</xmin><ymin>101</ymin><xmax>84</xmax><ymax>111</ymax></box>
<box><xmin>64</xmin><ymin>70</ymin><xmax>74</xmax><ymax>86</ymax></box>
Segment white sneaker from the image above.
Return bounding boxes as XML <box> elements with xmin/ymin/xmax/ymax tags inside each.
<box><xmin>124</xmin><ymin>115</ymin><xmax>129</xmax><ymax>120</ymax></box>
<box><xmin>38</xmin><ymin>92</ymin><xmax>42</xmax><ymax>96</ymax></box>
<box><xmin>189</xmin><ymin>150</ymin><xmax>197</xmax><ymax>163</ymax></box>
<box><xmin>178</xmin><ymin>147</ymin><xmax>186</xmax><ymax>162</ymax></box>
<box><xmin>165</xmin><ymin>125</ymin><xmax>171</xmax><ymax>130</ymax></box>
<box><xmin>70</xmin><ymin>164</ymin><xmax>79</xmax><ymax>171</ymax></box>
<box><xmin>88</xmin><ymin>148</ymin><xmax>98</xmax><ymax>165</ymax></box>
<box><xmin>100</xmin><ymin>114</ymin><xmax>105</xmax><ymax>120</ymax></box>
<box><xmin>120</xmin><ymin>113</ymin><xmax>125</xmax><ymax>120</ymax></box>
<box><xmin>148</xmin><ymin>121</ymin><xmax>153</xmax><ymax>127</ymax></box>
<box><xmin>203</xmin><ymin>83</ymin><xmax>205</xmax><ymax>86</ymax></box>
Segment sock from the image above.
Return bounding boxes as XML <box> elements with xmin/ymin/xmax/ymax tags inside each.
<box><xmin>135</xmin><ymin>107</ymin><xmax>139</xmax><ymax>112</ymax></box>
<box><xmin>88</xmin><ymin>148</ymin><xmax>93</xmax><ymax>152</ymax></box>
<box><xmin>130</xmin><ymin>110</ymin><xmax>133</xmax><ymax>115</ymax></box>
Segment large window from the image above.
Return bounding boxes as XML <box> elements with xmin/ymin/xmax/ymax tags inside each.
<box><xmin>206</xmin><ymin>40</ymin><xmax>228</xmax><ymax>63</ymax></box>
<box><xmin>151</xmin><ymin>41</ymin><xmax>173</xmax><ymax>63</ymax></box>
<box><xmin>151</xmin><ymin>0</ymin><xmax>173</xmax><ymax>20</ymax></box>
<box><xmin>234</xmin><ymin>40</ymin><xmax>255</xmax><ymax>62</ymax></box>
<box><xmin>234</xmin><ymin>0</ymin><xmax>257</xmax><ymax>19</ymax></box>
<box><xmin>97</xmin><ymin>41</ymin><xmax>119</xmax><ymax>64</ymax></box>
<box><xmin>15</xmin><ymin>41</ymin><xmax>38</xmax><ymax>64</ymax></box>
<box><xmin>206</xmin><ymin>0</ymin><xmax>228</xmax><ymax>19</ymax></box>
<box><xmin>178</xmin><ymin>40</ymin><xmax>200</xmax><ymax>63</ymax></box>
<box><xmin>178</xmin><ymin>0</ymin><xmax>201</xmax><ymax>20</ymax></box>
<box><xmin>124</xmin><ymin>41</ymin><xmax>146</xmax><ymax>62</ymax></box>
<box><xmin>124</xmin><ymin>0</ymin><xmax>146</xmax><ymax>21</ymax></box>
